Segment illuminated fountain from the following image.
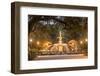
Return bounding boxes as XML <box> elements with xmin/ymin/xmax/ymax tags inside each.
<box><xmin>49</xmin><ymin>31</ymin><xmax>69</xmax><ymax>53</ymax></box>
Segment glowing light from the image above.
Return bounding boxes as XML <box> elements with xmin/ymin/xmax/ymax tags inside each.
<box><xmin>58</xmin><ymin>45</ymin><xmax>63</xmax><ymax>52</ymax></box>
<box><xmin>80</xmin><ymin>41</ymin><xmax>83</xmax><ymax>44</ymax></box>
<box><xmin>37</xmin><ymin>41</ymin><xmax>40</xmax><ymax>45</ymax></box>
<box><xmin>29</xmin><ymin>38</ymin><xmax>33</xmax><ymax>42</ymax></box>
<box><xmin>85</xmin><ymin>38</ymin><xmax>87</xmax><ymax>42</ymax></box>
<box><xmin>44</xmin><ymin>41</ymin><xmax>51</xmax><ymax>48</ymax></box>
<box><xmin>45</xmin><ymin>43</ymin><xmax>49</xmax><ymax>46</ymax></box>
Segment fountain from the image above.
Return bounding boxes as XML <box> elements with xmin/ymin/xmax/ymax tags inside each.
<box><xmin>38</xmin><ymin>30</ymin><xmax>81</xmax><ymax>55</ymax></box>
<box><xmin>48</xmin><ymin>31</ymin><xmax>69</xmax><ymax>54</ymax></box>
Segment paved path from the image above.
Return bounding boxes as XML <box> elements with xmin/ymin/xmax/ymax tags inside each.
<box><xmin>35</xmin><ymin>54</ymin><xmax>87</xmax><ymax>60</ymax></box>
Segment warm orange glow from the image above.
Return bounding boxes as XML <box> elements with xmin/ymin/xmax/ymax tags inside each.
<box><xmin>80</xmin><ymin>41</ymin><xmax>83</xmax><ymax>44</ymax></box>
<box><xmin>85</xmin><ymin>38</ymin><xmax>87</xmax><ymax>42</ymax></box>
<box><xmin>29</xmin><ymin>38</ymin><xmax>33</xmax><ymax>42</ymax></box>
<box><xmin>43</xmin><ymin>41</ymin><xmax>51</xmax><ymax>48</ymax></box>
<box><xmin>58</xmin><ymin>45</ymin><xmax>63</xmax><ymax>52</ymax></box>
<box><xmin>45</xmin><ymin>43</ymin><xmax>49</xmax><ymax>46</ymax></box>
<box><xmin>37</xmin><ymin>41</ymin><xmax>40</xmax><ymax>45</ymax></box>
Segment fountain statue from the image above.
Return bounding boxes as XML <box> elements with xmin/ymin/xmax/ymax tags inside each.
<box><xmin>58</xmin><ymin>31</ymin><xmax>63</xmax><ymax>44</ymax></box>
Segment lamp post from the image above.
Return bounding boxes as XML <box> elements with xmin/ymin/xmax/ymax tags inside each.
<box><xmin>29</xmin><ymin>38</ymin><xmax>33</xmax><ymax>49</ymax></box>
<box><xmin>85</xmin><ymin>38</ymin><xmax>87</xmax><ymax>42</ymax></box>
<box><xmin>80</xmin><ymin>41</ymin><xmax>83</xmax><ymax>44</ymax></box>
<box><xmin>37</xmin><ymin>41</ymin><xmax>40</xmax><ymax>45</ymax></box>
<box><xmin>29</xmin><ymin>38</ymin><xmax>33</xmax><ymax>43</ymax></box>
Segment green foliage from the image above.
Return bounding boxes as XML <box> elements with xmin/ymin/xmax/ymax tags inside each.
<box><xmin>28</xmin><ymin>49</ymin><xmax>38</xmax><ymax>60</ymax></box>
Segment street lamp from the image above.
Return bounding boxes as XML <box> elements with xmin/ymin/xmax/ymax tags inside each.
<box><xmin>29</xmin><ymin>38</ymin><xmax>33</xmax><ymax>43</ymax></box>
<box><xmin>85</xmin><ymin>38</ymin><xmax>87</xmax><ymax>42</ymax></box>
<box><xmin>37</xmin><ymin>41</ymin><xmax>40</xmax><ymax>45</ymax></box>
<box><xmin>80</xmin><ymin>41</ymin><xmax>83</xmax><ymax>44</ymax></box>
<box><xmin>29</xmin><ymin>38</ymin><xmax>33</xmax><ymax>49</ymax></box>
